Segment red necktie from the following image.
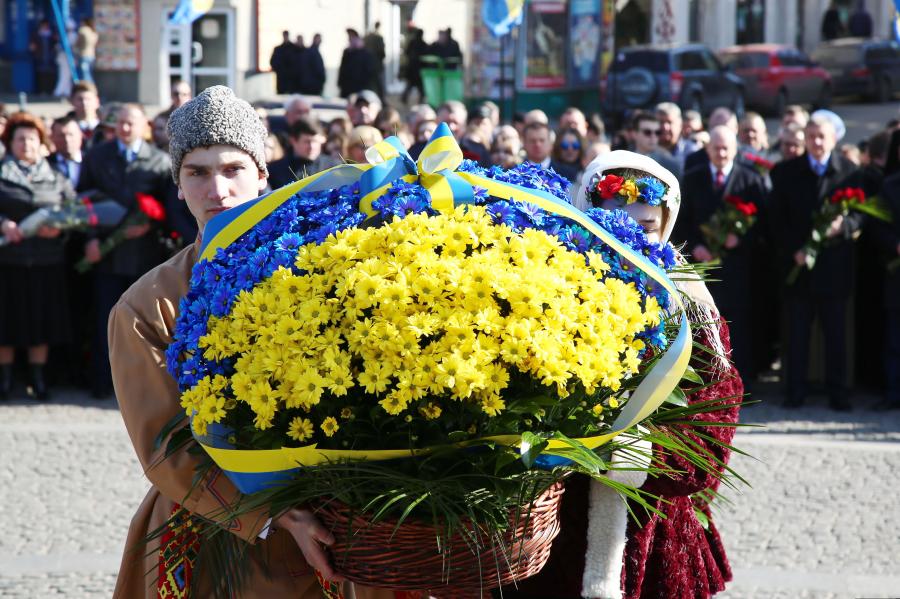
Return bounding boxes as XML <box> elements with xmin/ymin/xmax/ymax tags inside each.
<box><xmin>715</xmin><ymin>169</ymin><xmax>725</xmax><ymax>189</ymax></box>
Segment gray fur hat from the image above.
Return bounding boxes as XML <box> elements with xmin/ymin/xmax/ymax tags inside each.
<box><xmin>167</xmin><ymin>85</ymin><xmax>268</xmax><ymax>184</ymax></box>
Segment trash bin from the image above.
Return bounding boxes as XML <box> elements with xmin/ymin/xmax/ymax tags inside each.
<box><xmin>420</xmin><ymin>55</ymin><xmax>464</xmax><ymax>107</ymax></box>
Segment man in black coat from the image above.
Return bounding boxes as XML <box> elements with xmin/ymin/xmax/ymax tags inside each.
<box><xmin>77</xmin><ymin>104</ymin><xmax>172</xmax><ymax>398</ymax></box>
<box><xmin>676</xmin><ymin>126</ymin><xmax>767</xmax><ymax>380</ymax></box>
<box><xmin>870</xmin><ymin>171</ymin><xmax>900</xmax><ymax>410</ymax></box>
<box><xmin>338</xmin><ymin>29</ymin><xmax>376</xmax><ymax>99</ymax></box>
<box><xmin>298</xmin><ymin>34</ymin><xmax>326</xmax><ymax>96</ymax></box>
<box><xmin>270</xmin><ymin>31</ymin><xmax>297</xmax><ymax>94</ymax></box>
<box><xmin>770</xmin><ymin>114</ymin><xmax>863</xmax><ymax>410</ymax></box>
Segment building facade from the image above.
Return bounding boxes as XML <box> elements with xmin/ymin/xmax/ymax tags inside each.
<box><xmin>1</xmin><ymin>0</ymin><xmax>897</xmax><ymax>104</ymax></box>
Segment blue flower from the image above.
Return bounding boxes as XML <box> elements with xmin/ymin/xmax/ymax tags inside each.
<box><xmin>637</xmin><ymin>177</ymin><xmax>666</xmax><ymax>206</ymax></box>
<box><xmin>560</xmin><ymin>225</ymin><xmax>593</xmax><ymax>253</ymax></box>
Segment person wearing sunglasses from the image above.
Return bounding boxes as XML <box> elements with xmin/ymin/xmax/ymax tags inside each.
<box><xmin>631</xmin><ymin>110</ymin><xmax>682</xmax><ymax>180</ymax></box>
<box><xmin>551</xmin><ymin>128</ymin><xmax>584</xmax><ymax>183</ymax></box>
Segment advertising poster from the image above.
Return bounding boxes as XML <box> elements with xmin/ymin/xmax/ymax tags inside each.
<box><xmin>600</xmin><ymin>0</ymin><xmax>616</xmax><ymax>75</ymax></box>
<box><xmin>94</xmin><ymin>0</ymin><xmax>140</xmax><ymax>70</ymax></box>
<box><xmin>522</xmin><ymin>0</ymin><xmax>567</xmax><ymax>89</ymax></box>
<box><xmin>470</xmin><ymin>0</ymin><xmax>517</xmax><ymax>100</ymax></box>
<box><xmin>569</xmin><ymin>0</ymin><xmax>602</xmax><ymax>87</ymax></box>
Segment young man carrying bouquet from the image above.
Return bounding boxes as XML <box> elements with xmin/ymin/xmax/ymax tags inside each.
<box><xmin>109</xmin><ymin>86</ymin><xmax>392</xmax><ymax>598</ymax></box>
<box><xmin>677</xmin><ymin>126</ymin><xmax>767</xmax><ymax>379</ymax></box>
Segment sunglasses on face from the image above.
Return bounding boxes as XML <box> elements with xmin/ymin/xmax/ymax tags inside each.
<box><xmin>640</xmin><ymin>129</ymin><xmax>660</xmax><ymax>137</ymax></box>
<box><xmin>560</xmin><ymin>140</ymin><xmax>581</xmax><ymax>150</ymax></box>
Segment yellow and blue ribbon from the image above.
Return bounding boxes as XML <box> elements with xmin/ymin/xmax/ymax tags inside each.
<box><xmin>196</xmin><ymin>123</ymin><xmax>691</xmax><ymax>493</ymax></box>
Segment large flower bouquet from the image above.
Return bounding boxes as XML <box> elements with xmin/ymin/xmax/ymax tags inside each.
<box><xmin>699</xmin><ymin>194</ymin><xmax>758</xmax><ymax>260</ymax></box>
<box><xmin>159</xmin><ymin>127</ymin><xmax>721</xmax><ymax>596</ymax></box>
<box><xmin>787</xmin><ymin>186</ymin><xmax>890</xmax><ymax>284</ymax></box>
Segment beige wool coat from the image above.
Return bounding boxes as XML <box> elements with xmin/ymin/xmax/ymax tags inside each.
<box><xmin>110</xmin><ymin>243</ymin><xmax>395</xmax><ymax>599</ymax></box>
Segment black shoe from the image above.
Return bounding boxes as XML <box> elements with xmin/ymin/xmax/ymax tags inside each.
<box><xmin>27</xmin><ymin>364</ymin><xmax>49</xmax><ymax>401</ymax></box>
<box><xmin>783</xmin><ymin>396</ymin><xmax>805</xmax><ymax>409</ymax></box>
<box><xmin>0</xmin><ymin>364</ymin><xmax>11</xmax><ymax>400</ymax></box>
<box><xmin>829</xmin><ymin>396</ymin><xmax>852</xmax><ymax>412</ymax></box>
<box><xmin>872</xmin><ymin>398</ymin><xmax>900</xmax><ymax>411</ymax></box>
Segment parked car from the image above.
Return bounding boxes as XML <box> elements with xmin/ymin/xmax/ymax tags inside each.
<box><xmin>717</xmin><ymin>44</ymin><xmax>832</xmax><ymax>115</ymax></box>
<box><xmin>600</xmin><ymin>44</ymin><xmax>745</xmax><ymax>117</ymax></box>
<box><xmin>811</xmin><ymin>38</ymin><xmax>900</xmax><ymax>103</ymax></box>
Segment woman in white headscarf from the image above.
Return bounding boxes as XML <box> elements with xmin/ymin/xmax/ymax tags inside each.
<box><xmin>501</xmin><ymin>151</ymin><xmax>743</xmax><ymax>599</ymax></box>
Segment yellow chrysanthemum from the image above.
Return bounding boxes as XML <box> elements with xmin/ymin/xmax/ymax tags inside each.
<box><xmin>418</xmin><ymin>402</ymin><xmax>442</xmax><ymax>420</ymax></box>
<box><xmin>287</xmin><ymin>417</ymin><xmax>314</xmax><ymax>442</ymax></box>
<box><xmin>320</xmin><ymin>416</ymin><xmax>340</xmax><ymax>437</ymax></box>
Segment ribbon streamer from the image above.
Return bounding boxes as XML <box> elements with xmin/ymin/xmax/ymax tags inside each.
<box><xmin>195</xmin><ymin>124</ymin><xmax>691</xmax><ymax>493</ymax></box>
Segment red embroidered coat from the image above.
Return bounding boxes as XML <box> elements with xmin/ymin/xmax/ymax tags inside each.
<box><xmin>500</xmin><ymin>318</ymin><xmax>742</xmax><ymax>599</ymax></box>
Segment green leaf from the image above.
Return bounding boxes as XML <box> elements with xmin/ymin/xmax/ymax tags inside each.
<box><xmin>542</xmin><ymin>432</ymin><xmax>608</xmax><ymax>474</ymax></box>
<box><xmin>164</xmin><ymin>427</ymin><xmax>194</xmax><ymax>459</ymax></box>
<box><xmin>154</xmin><ymin>413</ymin><xmax>187</xmax><ymax>451</ymax></box>
<box><xmin>447</xmin><ymin>430</ymin><xmax>469</xmax><ymax>443</ymax></box>
<box><xmin>694</xmin><ymin>506</ymin><xmax>710</xmax><ymax>530</ymax></box>
<box><xmin>681</xmin><ymin>366</ymin><xmax>704</xmax><ymax>385</ymax></box>
<box><xmin>519</xmin><ymin>431</ymin><xmax>548</xmax><ymax>468</ymax></box>
<box><xmin>663</xmin><ymin>386</ymin><xmax>688</xmax><ymax>407</ymax></box>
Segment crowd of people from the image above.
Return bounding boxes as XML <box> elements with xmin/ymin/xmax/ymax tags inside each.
<box><xmin>0</xmin><ymin>76</ymin><xmax>898</xmax><ymax>412</ymax></box>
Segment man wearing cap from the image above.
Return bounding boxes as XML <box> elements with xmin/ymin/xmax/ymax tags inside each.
<box><xmin>770</xmin><ymin>112</ymin><xmax>862</xmax><ymax>411</ymax></box>
<box><xmin>109</xmin><ymin>86</ymin><xmax>392</xmax><ymax>598</ymax></box>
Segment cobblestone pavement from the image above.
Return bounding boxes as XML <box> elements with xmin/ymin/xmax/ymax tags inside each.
<box><xmin>1</xmin><ymin>389</ymin><xmax>898</xmax><ymax>598</ymax></box>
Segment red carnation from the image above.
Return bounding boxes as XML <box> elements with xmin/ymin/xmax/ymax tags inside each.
<box><xmin>597</xmin><ymin>174</ymin><xmax>624</xmax><ymax>199</ymax></box>
<box><xmin>726</xmin><ymin>195</ymin><xmax>757</xmax><ymax>216</ymax></box>
<box><xmin>136</xmin><ymin>193</ymin><xmax>166</xmax><ymax>221</ymax></box>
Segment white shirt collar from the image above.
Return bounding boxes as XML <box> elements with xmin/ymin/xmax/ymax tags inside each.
<box><xmin>709</xmin><ymin>160</ymin><xmax>734</xmax><ymax>179</ymax></box>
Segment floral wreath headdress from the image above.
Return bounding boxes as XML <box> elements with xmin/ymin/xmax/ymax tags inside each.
<box><xmin>574</xmin><ymin>150</ymin><xmax>682</xmax><ymax>243</ymax></box>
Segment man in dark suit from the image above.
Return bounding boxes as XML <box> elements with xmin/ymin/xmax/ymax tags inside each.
<box><xmin>676</xmin><ymin>126</ymin><xmax>767</xmax><ymax>380</ymax></box>
<box><xmin>77</xmin><ymin>103</ymin><xmax>172</xmax><ymax>398</ymax></box>
<box><xmin>48</xmin><ymin>115</ymin><xmax>84</xmax><ymax>188</ymax></box>
<box><xmin>770</xmin><ymin>114</ymin><xmax>863</xmax><ymax>411</ymax></box>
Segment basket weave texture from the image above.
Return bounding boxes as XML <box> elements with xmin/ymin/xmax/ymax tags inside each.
<box><xmin>318</xmin><ymin>482</ymin><xmax>564</xmax><ymax>595</ymax></box>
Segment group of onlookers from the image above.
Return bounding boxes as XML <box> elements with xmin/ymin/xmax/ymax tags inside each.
<box><xmin>2</xmin><ymin>75</ymin><xmax>899</xmax><ymax>411</ymax></box>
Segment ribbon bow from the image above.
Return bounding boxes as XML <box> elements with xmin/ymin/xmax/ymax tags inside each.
<box><xmin>358</xmin><ymin>123</ymin><xmax>476</xmax><ymax>217</ymax></box>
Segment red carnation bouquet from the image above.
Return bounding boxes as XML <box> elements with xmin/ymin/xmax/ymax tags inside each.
<box><xmin>75</xmin><ymin>192</ymin><xmax>166</xmax><ymax>272</ymax></box>
<box><xmin>698</xmin><ymin>195</ymin><xmax>758</xmax><ymax>261</ymax></box>
<box><xmin>744</xmin><ymin>152</ymin><xmax>775</xmax><ymax>176</ymax></box>
<box><xmin>787</xmin><ymin>186</ymin><xmax>890</xmax><ymax>284</ymax></box>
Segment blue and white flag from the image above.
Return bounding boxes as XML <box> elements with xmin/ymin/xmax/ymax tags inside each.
<box><xmin>482</xmin><ymin>0</ymin><xmax>525</xmax><ymax>37</ymax></box>
<box><xmin>894</xmin><ymin>0</ymin><xmax>900</xmax><ymax>42</ymax></box>
<box><xmin>169</xmin><ymin>0</ymin><xmax>213</xmax><ymax>25</ymax></box>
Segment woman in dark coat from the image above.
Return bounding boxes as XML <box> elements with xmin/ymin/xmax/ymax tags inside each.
<box><xmin>0</xmin><ymin>112</ymin><xmax>76</xmax><ymax>399</ymax></box>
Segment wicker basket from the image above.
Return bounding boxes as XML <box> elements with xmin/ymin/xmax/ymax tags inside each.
<box><xmin>318</xmin><ymin>482</ymin><xmax>564</xmax><ymax>596</ymax></box>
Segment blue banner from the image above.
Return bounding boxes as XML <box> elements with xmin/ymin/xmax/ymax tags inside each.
<box><xmin>482</xmin><ymin>0</ymin><xmax>525</xmax><ymax>37</ymax></box>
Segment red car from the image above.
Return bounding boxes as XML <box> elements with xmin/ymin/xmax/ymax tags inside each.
<box><xmin>718</xmin><ymin>44</ymin><xmax>832</xmax><ymax>115</ymax></box>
